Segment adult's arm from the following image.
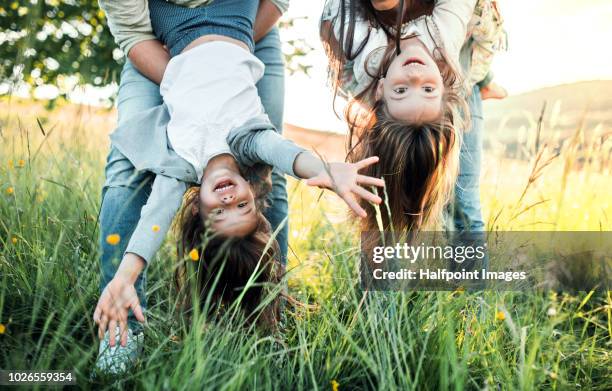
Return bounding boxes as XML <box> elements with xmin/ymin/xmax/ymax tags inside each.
<box><xmin>254</xmin><ymin>0</ymin><xmax>286</xmax><ymax>42</ymax></box>
<box><xmin>99</xmin><ymin>0</ymin><xmax>169</xmax><ymax>84</ymax></box>
<box><xmin>467</xmin><ymin>1</ymin><xmax>506</xmax><ymax>86</ymax></box>
<box><xmin>128</xmin><ymin>40</ymin><xmax>170</xmax><ymax>85</ymax></box>
<box><xmin>98</xmin><ymin>0</ymin><xmax>156</xmax><ymax>55</ymax></box>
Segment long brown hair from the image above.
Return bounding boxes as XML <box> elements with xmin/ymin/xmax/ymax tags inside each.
<box><xmin>347</xmin><ymin>42</ymin><xmax>468</xmax><ymax>233</ymax></box>
<box><xmin>173</xmin><ymin>164</ymin><xmax>282</xmax><ymax>331</ymax></box>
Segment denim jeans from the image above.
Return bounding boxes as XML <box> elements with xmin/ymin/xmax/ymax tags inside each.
<box><xmin>452</xmin><ymin>85</ymin><xmax>485</xmax><ymax>232</ymax></box>
<box><xmin>99</xmin><ymin>28</ymin><xmax>287</xmax><ymax>330</ymax></box>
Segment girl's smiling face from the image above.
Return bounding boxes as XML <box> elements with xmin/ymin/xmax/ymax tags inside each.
<box><xmin>376</xmin><ymin>37</ymin><xmax>444</xmax><ymax>124</ymax></box>
<box><xmin>199</xmin><ymin>155</ymin><xmax>258</xmax><ymax>237</ymax></box>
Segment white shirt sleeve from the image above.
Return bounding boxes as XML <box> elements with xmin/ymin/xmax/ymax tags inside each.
<box><xmin>433</xmin><ymin>0</ymin><xmax>478</xmax><ymax>61</ymax></box>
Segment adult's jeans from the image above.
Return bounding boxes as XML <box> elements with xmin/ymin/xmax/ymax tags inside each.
<box><xmin>448</xmin><ymin>86</ymin><xmax>488</xmax><ymax>285</ymax></box>
<box><xmin>98</xmin><ymin>28</ymin><xmax>287</xmax><ymax>331</ymax></box>
<box><xmin>452</xmin><ymin>85</ymin><xmax>485</xmax><ymax>232</ymax></box>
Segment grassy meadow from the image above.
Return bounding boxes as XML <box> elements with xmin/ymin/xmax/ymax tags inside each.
<box><xmin>0</xmin><ymin>97</ymin><xmax>611</xmax><ymax>390</ymax></box>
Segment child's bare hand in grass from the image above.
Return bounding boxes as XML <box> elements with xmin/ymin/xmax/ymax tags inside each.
<box><xmin>93</xmin><ymin>253</ymin><xmax>146</xmax><ymax>347</ymax></box>
<box><xmin>305</xmin><ymin>156</ymin><xmax>385</xmax><ymax>217</ymax></box>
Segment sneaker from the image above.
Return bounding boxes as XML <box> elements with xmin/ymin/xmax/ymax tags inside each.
<box><xmin>94</xmin><ymin>327</ymin><xmax>144</xmax><ymax>375</ymax></box>
<box><xmin>480</xmin><ymin>82</ymin><xmax>508</xmax><ymax>100</ymax></box>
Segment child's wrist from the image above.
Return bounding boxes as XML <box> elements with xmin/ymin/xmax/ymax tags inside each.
<box><xmin>293</xmin><ymin>151</ymin><xmax>325</xmax><ymax>179</ymax></box>
<box><xmin>115</xmin><ymin>253</ymin><xmax>146</xmax><ymax>284</ymax></box>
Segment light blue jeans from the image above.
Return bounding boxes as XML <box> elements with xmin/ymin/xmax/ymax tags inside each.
<box><xmin>452</xmin><ymin>85</ymin><xmax>485</xmax><ymax>232</ymax></box>
<box><xmin>98</xmin><ymin>28</ymin><xmax>287</xmax><ymax>330</ymax></box>
<box><xmin>448</xmin><ymin>86</ymin><xmax>487</xmax><ymax>283</ymax></box>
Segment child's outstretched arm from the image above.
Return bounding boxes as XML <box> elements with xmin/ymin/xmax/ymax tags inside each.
<box><xmin>292</xmin><ymin>153</ymin><xmax>384</xmax><ymax>217</ymax></box>
<box><xmin>228</xmin><ymin>127</ymin><xmax>384</xmax><ymax>217</ymax></box>
<box><xmin>93</xmin><ymin>174</ymin><xmax>188</xmax><ymax>347</ymax></box>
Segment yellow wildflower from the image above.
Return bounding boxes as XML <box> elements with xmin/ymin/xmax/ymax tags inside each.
<box><xmin>7</xmin><ymin>160</ymin><xmax>14</xmax><ymax>169</ymax></box>
<box><xmin>106</xmin><ymin>234</ymin><xmax>121</xmax><ymax>246</ymax></box>
<box><xmin>10</xmin><ymin>2</ymin><xmax>18</xmax><ymax>10</ymax></box>
<box><xmin>11</xmin><ymin>237</ymin><xmax>17</xmax><ymax>244</ymax></box>
<box><xmin>6</xmin><ymin>187</ymin><xmax>14</xmax><ymax>195</ymax></box>
<box><xmin>549</xmin><ymin>372</ymin><xmax>558</xmax><ymax>380</ymax></box>
<box><xmin>189</xmin><ymin>248</ymin><xmax>199</xmax><ymax>261</ymax></box>
<box><xmin>17</xmin><ymin>159</ymin><xmax>25</xmax><ymax>168</ymax></box>
<box><xmin>495</xmin><ymin>311</ymin><xmax>506</xmax><ymax>321</ymax></box>
<box><xmin>331</xmin><ymin>380</ymin><xmax>339</xmax><ymax>391</ymax></box>
<box><xmin>152</xmin><ymin>225</ymin><xmax>161</xmax><ymax>232</ymax></box>
<box><xmin>0</xmin><ymin>323</ymin><xmax>5</xmax><ymax>334</ymax></box>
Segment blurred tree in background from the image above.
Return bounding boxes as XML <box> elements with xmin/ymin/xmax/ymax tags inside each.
<box><xmin>1</xmin><ymin>0</ymin><xmax>119</xmax><ymax>98</ymax></box>
<box><xmin>0</xmin><ymin>0</ymin><xmax>311</xmax><ymax>101</ymax></box>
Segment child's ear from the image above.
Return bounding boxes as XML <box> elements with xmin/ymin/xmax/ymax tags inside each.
<box><xmin>375</xmin><ymin>78</ymin><xmax>385</xmax><ymax>101</ymax></box>
<box><xmin>191</xmin><ymin>203</ymin><xmax>199</xmax><ymax>216</ymax></box>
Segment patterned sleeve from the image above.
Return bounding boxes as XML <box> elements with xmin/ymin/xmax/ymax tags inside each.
<box><xmin>467</xmin><ymin>0</ymin><xmax>507</xmax><ymax>85</ymax></box>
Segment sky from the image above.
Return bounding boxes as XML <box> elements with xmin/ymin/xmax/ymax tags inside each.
<box><xmin>283</xmin><ymin>0</ymin><xmax>612</xmax><ymax>132</ymax></box>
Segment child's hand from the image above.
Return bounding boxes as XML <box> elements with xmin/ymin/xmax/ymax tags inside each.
<box><xmin>93</xmin><ymin>253</ymin><xmax>146</xmax><ymax>347</ymax></box>
<box><xmin>306</xmin><ymin>156</ymin><xmax>385</xmax><ymax>217</ymax></box>
<box><xmin>93</xmin><ymin>276</ymin><xmax>144</xmax><ymax>347</ymax></box>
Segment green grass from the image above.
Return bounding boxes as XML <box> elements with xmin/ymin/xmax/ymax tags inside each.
<box><xmin>0</xmin><ymin>100</ymin><xmax>611</xmax><ymax>390</ymax></box>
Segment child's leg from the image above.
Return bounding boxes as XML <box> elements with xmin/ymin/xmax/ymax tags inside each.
<box><xmin>254</xmin><ymin>27</ymin><xmax>288</xmax><ymax>263</ymax></box>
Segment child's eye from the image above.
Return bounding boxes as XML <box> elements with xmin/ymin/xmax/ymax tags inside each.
<box><xmin>238</xmin><ymin>201</ymin><xmax>248</xmax><ymax>208</ymax></box>
<box><xmin>423</xmin><ymin>86</ymin><xmax>435</xmax><ymax>93</ymax></box>
<box><xmin>394</xmin><ymin>87</ymin><xmax>407</xmax><ymax>94</ymax></box>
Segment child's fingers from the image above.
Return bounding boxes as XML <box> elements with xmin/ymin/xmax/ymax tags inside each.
<box><xmin>98</xmin><ymin>314</ymin><xmax>108</xmax><ymax>340</ymax></box>
<box><xmin>93</xmin><ymin>305</ymin><xmax>101</xmax><ymax>324</ymax></box>
<box><xmin>341</xmin><ymin>193</ymin><xmax>367</xmax><ymax>218</ymax></box>
<box><xmin>352</xmin><ymin>185</ymin><xmax>382</xmax><ymax>204</ymax></box>
<box><xmin>357</xmin><ymin>175</ymin><xmax>385</xmax><ymax>188</ymax></box>
<box><xmin>130</xmin><ymin>300</ymin><xmax>146</xmax><ymax>324</ymax></box>
<box><xmin>119</xmin><ymin>318</ymin><xmax>128</xmax><ymax>347</ymax></box>
<box><xmin>355</xmin><ymin>156</ymin><xmax>379</xmax><ymax>170</ymax></box>
<box><xmin>108</xmin><ymin>319</ymin><xmax>117</xmax><ymax>347</ymax></box>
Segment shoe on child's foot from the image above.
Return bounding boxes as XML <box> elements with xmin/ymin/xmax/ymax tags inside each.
<box><xmin>480</xmin><ymin>82</ymin><xmax>508</xmax><ymax>100</ymax></box>
<box><xmin>94</xmin><ymin>327</ymin><xmax>143</xmax><ymax>376</ymax></box>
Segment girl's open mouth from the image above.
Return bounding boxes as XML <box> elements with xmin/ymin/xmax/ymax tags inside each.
<box><xmin>403</xmin><ymin>57</ymin><xmax>425</xmax><ymax>66</ymax></box>
<box><xmin>213</xmin><ymin>178</ymin><xmax>235</xmax><ymax>193</ymax></box>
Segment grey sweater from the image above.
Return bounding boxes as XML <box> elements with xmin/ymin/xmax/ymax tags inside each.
<box><xmin>98</xmin><ymin>0</ymin><xmax>290</xmax><ymax>54</ymax></box>
<box><xmin>110</xmin><ymin>104</ymin><xmax>305</xmax><ymax>263</ymax></box>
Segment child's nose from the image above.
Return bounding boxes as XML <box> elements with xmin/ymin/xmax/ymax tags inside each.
<box><xmin>221</xmin><ymin>194</ymin><xmax>235</xmax><ymax>204</ymax></box>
